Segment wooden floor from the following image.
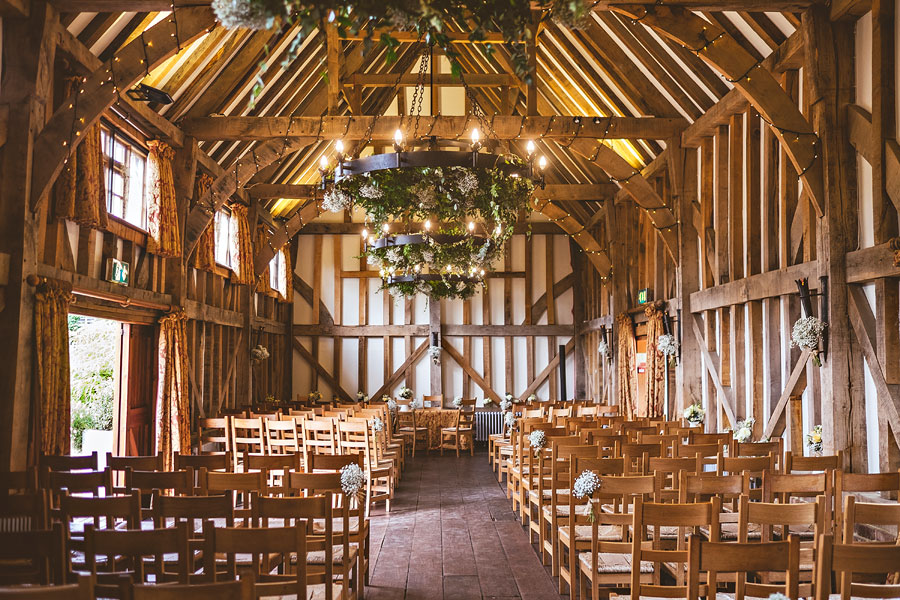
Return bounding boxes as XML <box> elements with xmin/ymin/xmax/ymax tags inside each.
<box><xmin>365</xmin><ymin>451</ymin><xmax>566</xmax><ymax>600</ymax></box>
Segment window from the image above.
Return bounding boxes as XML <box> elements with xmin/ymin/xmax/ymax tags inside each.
<box><xmin>269</xmin><ymin>250</ymin><xmax>285</xmax><ymax>294</ymax></box>
<box><xmin>214</xmin><ymin>210</ymin><xmax>236</xmax><ymax>269</ymax></box>
<box><xmin>100</xmin><ymin>126</ymin><xmax>148</xmax><ymax>230</ymax></box>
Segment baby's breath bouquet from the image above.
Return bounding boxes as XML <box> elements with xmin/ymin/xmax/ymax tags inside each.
<box><xmin>791</xmin><ymin>316</ymin><xmax>828</xmax><ymax>367</ymax></box>
<box><xmin>529</xmin><ymin>430</ymin><xmax>546</xmax><ymax>452</ymax></box>
<box><xmin>572</xmin><ymin>470</ymin><xmax>602</xmax><ymax>522</ymax></box>
<box><xmin>452</xmin><ymin>396</ymin><xmax>463</xmax><ymax>408</ymax></box>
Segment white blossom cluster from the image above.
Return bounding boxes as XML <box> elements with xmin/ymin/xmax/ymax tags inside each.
<box><xmin>340</xmin><ymin>463</ymin><xmax>365</xmax><ymax>496</ymax></box>
<box><xmin>250</xmin><ymin>344</ymin><xmax>269</xmax><ymax>362</ymax></box>
<box><xmin>429</xmin><ymin>345</ymin><xmax>442</xmax><ymax>365</ymax></box>
<box><xmin>597</xmin><ymin>340</ymin><xmax>609</xmax><ymax>355</ymax></box>
<box><xmin>499</xmin><ymin>399</ymin><xmax>512</xmax><ymax>413</ymax></box>
<box><xmin>504</xmin><ymin>411</ymin><xmax>516</xmax><ymax>428</ymax></box>
<box><xmin>572</xmin><ymin>469</ymin><xmax>600</xmax><ymax>499</ymax></box>
<box><xmin>733</xmin><ymin>417</ymin><xmax>755</xmax><ymax>443</ymax></box>
<box><xmin>806</xmin><ymin>425</ymin><xmax>824</xmax><ymax>453</ymax></box>
<box><xmin>322</xmin><ymin>188</ymin><xmax>352</xmax><ymax>213</ymax></box>
<box><xmin>372</xmin><ymin>417</ymin><xmax>385</xmax><ymax>433</ymax></box>
<box><xmin>791</xmin><ymin>316</ymin><xmax>827</xmax><ymax>350</ymax></box>
<box><xmin>684</xmin><ymin>403</ymin><xmax>705</xmax><ymax>425</ymax></box>
<box><xmin>356</xmin><ymin>391</ymin><xmax>368</xmax><ymax>403</ymax></box>
<box><xmin>529</xmin><ymin>429</ymin><xmax>546</xmax><ymax>450</ymax></box>
<box><xmin>452</xmin><ymin>396</ymin><xmax>463</xmax><ymax>408</ymax></box>
<box><xmin>359</xmin><ymin>183</ymin><xmax>383</xmax><ymax>199</ymax></box>
<box><xmin>409</xmin><ymin>398</ymin><xmax>423</xmax><ymax>410</ymax></box>
<box><xmin>399</xmin><ymin>387</ymin><xmax>413</xmax><ymax>400</ymax></box>
<box><xmin>212</xmin><ymin>0</ymin><xmax>281</xmax><ymax>29</ymax></box>
<box><xmin>456</xmin><ymin>171</ymin><xmax>479</xmax><ymax>196</ymax></box>
<box><xmin>657</xmin><ymin>333</ymin><xmax>678</xmax><ymax>356</ymax></box>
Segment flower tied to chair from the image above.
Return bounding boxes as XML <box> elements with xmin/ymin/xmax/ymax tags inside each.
<box><xmin>528</xmin><ymin>429</ymin><xmax>546</xmax><ymax>453</ymax></box>
<box><xmin>340</xmin><ymin>463</ymin><xmax>365</xmax><ymax>506</ymax></box>
<box><xmin>572</xmin><ymin>470</ymin><xmax>601</xmax><ymax>522</ymax></box>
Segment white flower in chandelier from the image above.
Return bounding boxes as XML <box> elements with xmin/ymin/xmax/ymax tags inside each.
<box><xmin>322</xmin><ymin>188</ymin><xmax>352</xmax><ymax>213</ymax></box>
<box><xmin>529</xmin><ymin>429</ymin><xmax>546</xmax><ymax>451</ymax></box>
<box><xmin>340</xmin><ymin>463</ymin><xmax>366</xmax><ymax>497</ymax></box>
<box><xmin>733</xmin><ymin>417</ymin><xmax>755</xmax><ymax>443</ymax></box>
<box><xmin>384</xmin><ymin>247</ymin><xmax>401</xmax><ymax>264</ymax></box>
<box><xmin>359</xmin><ymin>183</ymin><xmax>383</xmax><ymax>199</ymax></box>
<box><xmin>452</xmin><ymin>396</ymin><xmax>463</xmax><ymax>408</ymax></box>
<box><xmin>572</xmin><ymin>469</ymin><xmax>602</xmax><ymax>522</ymax></box>
<box><xmin>212</xmin><ymin>0</ymin><xmax>282</xmax><ymax>29</ymax></box>
<box><xmin>791</xmin><ymin>316</ymin><xmax>828</xmax><ymax>367</ymax></box>
<box><xmin>456</xmin><ymin>170</ymin><xmax>479</xmax><ymax>196</ymax></box>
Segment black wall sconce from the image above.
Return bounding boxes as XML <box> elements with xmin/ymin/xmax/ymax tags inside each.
<box><xmin>126</xmin><ymin>83</ymin><xmax>173</xmax><ymax>105</ymax></box>
<box><xmin>431</xmin><ymin>331</ymin><xmax>440</xmax><ymax>348</ymax></box>
<box><xmin>795</xmin><ymin>276</ymin><xmax>829</xmax><ymax>360</ymax></box>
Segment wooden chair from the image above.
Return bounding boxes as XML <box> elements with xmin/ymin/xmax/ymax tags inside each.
<box><xmin>731</xmin><ymin>438</ymin><xmax>785</xmax><ymax>470</ymax></box>
<box><xmin>174</xmin><ymin>452</ymin><xmax>231</xmax><ymax>472</ymax></box>
<box><xmin>785</xmin><ymin>450</ymin><xmax>844</xmax><ymax>473</ymax></box>
<box><xmin>197</xmin><ymin>418</ymin><xmax>230</xmax><ymax>454</ymax></box>
<box><xmin>106</xmin><ymin>453</ymin><xmax>164</xmax><ymax>473</ymax></box>
<box><xmin>815</xmin><ymin>533</ymin><xmax>900</xmax><ymax>600</ymax></box>
<box><xmin>45</xmin><ymin>469</ymin><xmax>112</xmax><ymax>509</ymax></box>
<box><xmin>83</xmin><ymin>522</ymin><xmax>191</xmax><ymax>596</ymax></box>
<box><xmin>0</xmin><ymin>490</ymin><xmax>50</xmax><ymax>532</ymax></box>
<box><xmin>265</xmin><ymin>418</ymin><xmax>300</xmax><ymax>455</ymax></box>
<box><xmin>763</xmin><ymin>471</ymin><xmax>834</xmax><ymax>534</ymax></box>
<box><xmin>569</xmin><ymin>472</ymin><xmax>656</xmax><ymax>599</ymax></box>
<box><xmin>626</xmin><ymin>497</ymin><xmax>721</xmax><ymax>600</ymax></box>
<box><xmin>129</xmin><ymin>580</ymin><xmax>252</xmax><ymax>600</ymax></box>
<box><xmin>679</xmin><ymin>472</ymin><xmax>750</xmax><ymax>541</ymax></box>
<box><xmin>39</xmin><ymin>453</ymin><xmax>97</xmax><ymax>472</ymax></box>
<box><xmin>648</xmin><ymin>455</ymin><xmax>702</xmax><ymax>503</ymax></box>
<box><xmin>834</xmin><ymin>470</ymin><xmax>900</xmax><ymax>541</ymax></box>
<box><xmin>440</xmin><ymin>399</ymin><xmax>476</xmax><ymax>457</ymax></box>
<box><xmin>59</xmin><ymin>491</ymin><xmax>141</xmax><ymax>575</ymax></box>
<box><xmin>422</xmin><ymin>394</ymin><xmax>443</xmax><ymax>408</ymax></box>
<box><xmin>622</xmin><ymin>442</ymin><xmax>664</xmax><ymax>474</ymax></box>
<box><xmin>337</xmin><ymin>421</ymin><xmax>393</xmax><ymax>517</ymax></box>
<box><xmin>303</xmin><ymin>418</ymin><xmax>339</xmax><ymax>461</ymax></box>
<box><xmin>842</xmin><ymin>495</ymin><xmax>900</xmax><ymax>544</ymax></box>
<box><xmin>252</xmin><ymin>492</ymin><xmax>357</xmax><ymax>600</ymax></box>
<box><xmin>717</xmin><ymin>452</ymin><xmax>775</xmax><ymax>500</ymax></box>
<box><xmin>395</xmin><ymin>401</ymin><xmax>428</xmax><ymax>457</ymax></box>
<box><xmin>0</xmin><ymin>575</ymin><xmax>93</xmax><ymax>599</ymax></box>
<box><xmin>242</xmin><ymin>452</ymin><xmax>301</xmax><ymax>489</ymax></box>
<box><xmin>0</xmin><ymin>469</ymin><xmax>38</xmax><ymax>494</ymax></box>
<box><xmin>150</xmin><ymin>492</ymin><xmax>234</xmax><ymax>580</ymax></box>
<box><xmin>687</xmin><ymin>534</ymin><xmax>801</xmax><ymax>600</ymax></box>
<box><xmin>229</xmin><ymin>418</ymin><xmax>265</xmax><ymax>470</ymax></box>
<box><xmin>0</xmin><ymin>525</ymin><xmax>66</xmax><ymax>586</ymax></box>
<box><xmin>198</xmin><ymin>469</ymin><xmax>269</xmax><ymax>523</ymax></box>
<box><xmin>203</xmin><ymin>522</ymin><xmax>308</xmax><ymax>599</ymax></box>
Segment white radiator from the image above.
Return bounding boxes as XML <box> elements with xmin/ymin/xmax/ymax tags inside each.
<box><xmin>475</xmin><ymin>411</ymin><xmax>504</xmax><ymax>442</ymax></box>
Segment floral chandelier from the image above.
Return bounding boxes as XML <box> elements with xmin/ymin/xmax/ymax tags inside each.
<box><xmin>318</xmin><ymin>50</ymin><xmax>547</xmax><ymax>300</ymax></box>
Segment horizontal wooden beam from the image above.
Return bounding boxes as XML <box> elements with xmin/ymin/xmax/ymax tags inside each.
<box><xmin>594</xmin><ymin>0</ymin><xmax>819</xmax><ymax>9</ymax></box>
<box><xmin>292</xmin><ymin>323</ymin><xmax>574</xmax><ymax>337</ymax></box>
<box><xmin>340</xmin><ymin>29</ymin><xmax>506</xmax><ymax>43</ymax></box>
<box><xmin>689</xmin><ymin>262</ymin><xmax>817</xmax><ymax>312</ymax></box>
<box><xmin>181</xmin><ymin>115</ymin><xmax>687</xmax><ymax>141</ymax></box>
<box><xmin>51</xmin><ymin>0</ymin><xmax>206</xmax><ymax>8</ymax></box>
<box><xmin>250</xmin><ymin>182</ymin><xmax>615</xmax><ymax>200</ymax></box>
<box><xmin>845</xmin><ymin>242</ymin><xmax>900</xmax><ymax>282</ymax></box>
<box><xmin>294</xmin><ymin>324</ymin><xmax>429</xmax><ymax>337</ymax></box>
<box><xmin>282</xmin><ymin>221</ymin><xmax>571</xmax><ymax>236</ymax></box>
<box><xmin>443</xmin><ymin>324</ymin><xmax>575</xmax><ymax>336</ymax></box>
<box><xmin>346</xmin><ymin>73</ymin><xmax>518</xmax><ymax>87</ymax></box>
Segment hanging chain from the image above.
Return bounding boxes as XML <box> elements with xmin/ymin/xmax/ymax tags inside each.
<box><xmin>458</xmin><ymin>69</ymin><xmax>497</xmax><ymax>141</ymax></box>
<box><xmin>408</xmin><ymin>46</ymin><xmax>430</xmax><ymax>143</ymax></box>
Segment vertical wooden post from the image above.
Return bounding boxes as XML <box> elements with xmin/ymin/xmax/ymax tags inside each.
<box><xmin>429</xmin><ymin>298</ymin><xmax>442</xmax><ymax>399</ymax></box>
<box><xmin>570</xmin><ymin>239</ymin><xmax>587</xmax><ymax>400</ymax></box>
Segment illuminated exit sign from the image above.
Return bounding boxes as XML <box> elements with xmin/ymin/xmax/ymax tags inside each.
<box><xmin>105</xmin><ymin>258</ymin><xmax>130</xmax><ymax>286</ymax></box>
<box><xmin>637</xmin><ymin>288</ymin><xmax>652</xmax><ymax>304</ymax></box>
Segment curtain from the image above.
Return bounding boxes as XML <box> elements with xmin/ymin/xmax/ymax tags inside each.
<box><xmin>256</xmin><ymin>225</ymin><xmax>272</xmax><ymax>294</ymax></box>
<box><xmin>33</xmin><ymin>281</ymin><xmax>74</xmax><ymax>457</ymax></box>
<box><xmin>192</xmin><ymin>173</ymin><xmax>216</xmax><ymax>272</ymax></box>
<box><xmin>157</xmin><ymin>310</ymin><xmax>190</xmax><ymax>470</ymax></box>
<box><xmin>616</xmin><ymin>312</ymin><xmax>637</xmax><ymax>420</ymax></box>
<box><xmin>279</xmin><ymin>244</ymin><xmax>293</xmax><ymax>304</ymax></box>
<box><xmin>146</xmin><ymin>140</ymin><xmax>181</xmax><ymax>258</ymax></box>
<box><xmin>54</xmin><ymin>77</ymin><xmax>108</xmax><ymax>229</ymax></box>
<box><xmin>643</xmin><ymin>301</ymin><xmax>666</xmax><ymax>418</ymax></box>
<box><xmin>230</xmin><ymin>204</ymin><xmax>254</xmax><ymax>285</ymax></box>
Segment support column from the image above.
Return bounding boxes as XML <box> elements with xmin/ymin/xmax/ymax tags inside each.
<box><xmin>570</xmin><ymin>239</ymin><xmax>587</xmax><ymax>400</ymax></box>
<box><xmin>429</xmin><ymin>298</ymin><xmax>442</xmax><ymax>400</ymax></box>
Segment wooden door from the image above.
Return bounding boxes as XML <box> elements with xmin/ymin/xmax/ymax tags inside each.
<box><xmin>121</xmin><ymin>324</ymin><xmax>158</xmax><ymax>456</ymax></box>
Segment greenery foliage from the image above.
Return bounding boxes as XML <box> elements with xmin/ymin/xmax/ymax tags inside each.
<box><xmin>69</xmin><ymin>316</ymin><xmax>117</xmax><ymax>452</ymax></box>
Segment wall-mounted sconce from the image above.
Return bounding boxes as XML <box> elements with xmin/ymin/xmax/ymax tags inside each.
<box><xmin>431</xmin><ymin>331</ymin><xmax>440</xmax><ymax>348</ymax></box>
<box><xmin>126</xmin><ymin>83</ymin><xmax>173</xmax><ymax>105</ymax></box>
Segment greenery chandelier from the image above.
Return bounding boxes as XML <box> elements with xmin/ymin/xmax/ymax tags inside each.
<box><xmin>317</xmin><ymin>50</ymin><xmax>547</xmax><ymax>300</ymax></box>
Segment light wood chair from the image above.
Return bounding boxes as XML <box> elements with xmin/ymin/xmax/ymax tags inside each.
<box><xmin>197</xmin><ymin>469</ymin><xmax>269</xmax><ymax>523</ymax></box>
<box><xmin>0</xmin><ymin>524</ymin><xmax>66</xmax><ymax>586</ymax></box>
<box><xmin>815</xmin><ymin>533</ymin><xmax>900</xmax><ymax>600</ymax></box>
<box><xmin>203</xmin><ymin>522</ymin><xmax>308</xmax><ymax>599</ymax></box>
<box><xmin>123</xmin><ymin>468</ymin><xmax>194</xmax><ymax>517</ymax></box>
<box><xmin>129</xmin><ymin>580</ymin><xmax>252</xmax><ymax>600</ymax></box>
<box><xmin>337</xmin><ymin>421</ymin><xmax>393</xmax><ymax>517</ymax></box>
<box><xmin>59</xmin><ymin>491</ymin><xmax>141</xmax><ymax>574</ymax></box>
<box><xmin>422</xmin><ymin>394</ymin><xmax>443</xmax><ymax>408</ymax></box>
<box><xmin>265</xmin><ymin>418</ymin><xmax>300</xmax><ymax>455</ymax></box>
<box><xmin>395</xmin><ymin>401</ymin><xmax>428</xmax><ymax>456</ymax></box>
<box><xmin>763</xmin><ymin>471</ymin><xmax>834</xmax><ymax>534</ymax></box>
<box><xmin>0</xmin><ymin>575</ymin><xmax>93</xmax><ymax>599</ymax></box>
<box><xmin>39</xmin><ymin>453</ymin><xmax>97</xmax><ymax>472</ymax></box>
<box><xmin>106</xmin><ymin>453</ymin><xmax>164</xmax><ymax>473</ymax></box>
<box><xmin>731</xmin><ymin>438</ymin><xmax>785</xmax><ymax>470</ymax></box>
<box><xmin>785</xmin><ymin>450</ymin><xmax>844</xmax><ymax>473</ymax></box>
<box><xmin>842</xmin><ymin>495</ymin><xmax>900</xmax><ymax>544</ymax></box>
<box><xmin>687</xmin><ymin>534</ymin><xmax>801</xmax><ymax>600</ymax></box>
<box><xmin>150</xmin><ymin>492</ymin><xmax>234</xmax><ymax>580</ymax></box>
<box><xmin>440</xmin><ymin>399</ymin><xmax>476</xmax><ymax>457</ymax></box>
<box><xmin>229</xmin><ymin>418</ymin><xmax>266</xmax><ymax>470</ymax></box>
<box><xmin>834</xmin><ymin>470</ymin><xmax>900</xmax><ymax>541</ymax></box>
<box><xmin>648</xmin><ymin>455</ymin><xmax>702</xmax><ymax>503</ymax></box>
<box><xmin>303</xmin><ymin>418</ymin><xmax>339</xmax><ymax>460</ymax></box>
<box><xmin>197</xmin><ymin>418</ymin><xmax>230</xmax><ymax>454</ymax></box>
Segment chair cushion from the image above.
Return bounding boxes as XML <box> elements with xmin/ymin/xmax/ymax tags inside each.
<box><xmin>558</xmin><ymin>524</ymin><xmax>621</xmax><ymax>544</ymax></box>
<box><xmin>304</xmin><ymin>544</ymin><xmax>358</xmax><ymax>565</ymax></box>
<box><xmin>577</xmin><ymin>552</ymin><xmax>653</xmax><ymax>574</ymax></box>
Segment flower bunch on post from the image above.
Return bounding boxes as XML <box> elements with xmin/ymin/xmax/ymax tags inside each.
<box><xmin>791</xmin><ymin>316</ymin><xmax>828</xmax><ymax>367</ymax></box>
<box><xmin>732</xmin><ymin>417</ymin><xmax>755</xmax><ymax>443</ymax></box>
<box><xmin>806</xmin><ymin>425</ymin><xmax>824</xmax><ymax>455</ymax></box>
<box><xmin>683</xmin><ymin>403</ymin><xmax>705</xmax><ymax>426</ymax></box>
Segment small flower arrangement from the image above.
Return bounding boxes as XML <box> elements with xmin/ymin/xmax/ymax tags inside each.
<box><xmin>527</xmin><ymin>393</ymin><xmax>537</xmax><ymax>403</ymax></box>
<box><xmin>572</xmin><ymin>469</ymin><xmax>602</xmax><ymax>521</ymax></box>
<box><xmin>806</xmin><ymin>425</ymin><xmax>824</xmax><ymax>454</ymax></box>
<box><xmin>372</xmin><ymin>417</ymin><xmax>385</xmax><ymax>433</ymax></box>
<box><xmin>598</xmin><ymin>340</ymin><xmax>609</xmax><ymax>356</ymax></box>
<box><xmin>499</xmin><ymin>398</ymin><xmax>512</xmax><ymax>413</ymax></box>
<box><xmin>429</xmin><ymin>345</ymin><xmax>441</xmax><ymax>365</ymax></box>
<box><xmin>504</xmin><ymin>411</ymin><xmax>516</xmax><ymax>429</ymax></box>
<box><xmin>399</xmin><ymin>387</ymin><xmax>413</xmax><ymax>400</ymax></box>
<box><xmin>340</xmin><ymin>463</ymin><xmax>365</xmax><ymax>497</ymax></box>
<box><xmin>452</xmin><ymin>396</ymin><xmax>463</xmax><ymax>408</ymax></box>
<box><xmin>684</xmin><ymin>402</ymin><xmax>705</xmax><ymax>426</ymax></box>
<box><xmin>308</xmin><ymin>391</ymin><xmax>322</xmax><ymax>403</ymax></box>
<box><xmin>733</xmin><ymin>417</ymin><xmax>755</xmax><ymax>443</ymax></box>
<box><xmin>250</xmin><ymin>344</ymin><xmax>269</xmax><ymax>362</ymax></box>
<box><xmin>356</xmin><ymin>391</ymin><xmax>368</xmax><ymax>403</ymax></box>
<box><xmin>791</xmin><ymin>315</ymin><xmax>828</xmax><ymax>367</ymax></box>
<box><xmin>483</xmin><ymin>396</ymin><xmax>494</xmax><ymax>406</ymax></box>
<box><xmin>529</xmin><ymin>429</ymin><xmax>546</xmax><ymax>451</ymax></box>
<box><xmin>385</xmin><ymin>397</ymin><xmax>398</xmax><ymax>412</ymax></box>
<box><xmin>657</xmin><ymin>334</ymin><xmax>678</xmax><ymax>365</ymax></box>
<box><xmin>409</xmin><ymin>398</ymin><xmax>423</xmax><ymax>410</ymax></box>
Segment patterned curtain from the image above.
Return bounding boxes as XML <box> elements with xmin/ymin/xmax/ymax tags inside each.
<box><xmin>279</xmin><ymin>244</ymin><xmax>293</xmax><ymax>303</ymax></box>
<box><xmin>54</xmin><ymin>77</ymin><xmax>108</xmax><ymax>229</ymax></box>
<box><xmin>230</xmin><ymin>204</ymin><xmax>254</xmax><ymax>285</ymax></box>
<box><xmin>157</xmin><ymin>309</ymin><xmax>190</xmax><ymax>470</ymax></box>
<box><xmin>256</xmin><ymin>225</ymin><xmax>272</xmax><ymax>294</ymax></box>
<box><xmin>192</xmin><ymin>173</ymin><xmax>216</xmax><ymax>272</ymax></box>
<box><xmin>643</xmin><ymin>301</ymin><xmax>666</xmax><ymax>418</ymax></box>
<box><xmin>616</xmin><ymin>312</ymin><xmax>637</xmax><ymax>420</ymax></box>
<box><xmin>146</xmin><ymin>141</ymin><xmax>181</xmax><ymax>258</ymax></box>
<box><xmin>33</xmin><ymin>282</ymin><xmax>74</xmax><ymax>457</ymax></box>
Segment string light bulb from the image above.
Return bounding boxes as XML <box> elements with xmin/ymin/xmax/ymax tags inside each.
<box><xmin>319</xmin><ymin>155</ymin><xmax>329</xmax><ymax>171</ymax></box>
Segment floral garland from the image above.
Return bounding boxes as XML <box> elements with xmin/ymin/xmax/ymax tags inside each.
<box><xmin>791</xmin><ymin>316</ymin><xmax>827</xmax><ymax>367</ymax></box>
<box><xmin>806</xmin><ymin>425</ymin><xmax>823</xmax><ymax>454</ymax></box>
<box><xmin>732</xmin><ymin>417</ymin><xmax>755</xmax><ymax>443</ymax></box>
<box><xmin>684</xmin><ymin>402</ymin><xmax>705</xmax><ymax>426</ymax></box>
<box><xmin>329</xmin><ymin>163</ymin><xmax>533</xmax><ymax>300</ymax></box>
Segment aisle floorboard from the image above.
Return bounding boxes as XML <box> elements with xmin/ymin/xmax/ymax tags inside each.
<box><xmin>365</xmin><ymin>453</ymin><xmax>567</xmax><ymax>600</ymax></box>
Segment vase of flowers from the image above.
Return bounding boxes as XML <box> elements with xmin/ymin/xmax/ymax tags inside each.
<box><xmin>572</xmin><ymin>469</ymin><xmax>602</xmax><ymax>522</ymax></box>
<box><xmin>356</xmin><ymin>391</ymin><xmax>368</xmax><ymax>404</ymax></box>
<box><xmin>806</xmin><ymin>425</ymin><xmax>824</xmax><ymax>455</ymax></box>
<box><xmin>683</xmin><ymin>402</ymin><xmax>705</xmax><ymax>427</ymax></box>
<box><xmin>483</xmin><ymin>396</ymin><xmax>494</xmax><ymax>407</ymax></box>
<box><xmin>399</xmin><ymin>387</ymin><xmax>413</xmax><ymax>401</ymax></box>
<box><xmin>791</xmin><ymin>316</ymin><xmax>828</xmax><ymax>367</ymax></box>
<box><xmin>732</xmin><ymin>417</ymin><xmax>755</xmax><ymax>443</ymax></box>
<box><xmin>308</xmin><ymin>390</ymin><xmax>322</xmax><ymax>403</ymax></box>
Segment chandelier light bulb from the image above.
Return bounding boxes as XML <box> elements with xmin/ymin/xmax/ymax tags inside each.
<box><xmin>538</xmin><ymin>156</ymin><xmax>547</xmax><ymax>171</ymax></box>
<box><xmin>414</xmin><ymin>264</ymin><xmax>420</xmax><ymax>273</ymax></box>
<box><xmin>471</xmin><ymin>128</ymin><xmax>480</xmax><ymax>144</ymax></box>
<box><xmin>361</xmin><ymin>228</ymin><xmax>368</xmax><ymax>239</ymax></box>
<box><xmin>394</xmin><ymin>129</ymin><xmax>403</xmax><ymax>146</ymax></box>
<box><xmin>526</xmin><ymin>140</ymin><xmax>536</xmax><ymax>156</ymax></box>
<box><xmin>335</xmin><ymin>139</ymin><xmax>344</xmax><ymax>155</ymax></box>
<box><xmin>468</xmin><ymin>221</ymin><xmax>475</xmax><ymax>232</ymax></box>
<box><xmin>319</xmin><ymin>155</ymin><xmax>329</xmax><ymax>170</ymax></box>
<box><xmin>424</xmin><ymin>219</ymin><xmax>432</xmax><ymax>231</ymax></box>
<box><xmin>480</xmin><ymin>269</ymin><xmax>485</xmax><ymax>277</ymax></box>
<box><xmin>382</xmin><ymin>223</ymin><xmax>390</xmax><ymax>234</ymax></box>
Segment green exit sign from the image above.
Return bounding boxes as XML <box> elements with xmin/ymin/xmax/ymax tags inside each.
<box><xmin>106</xmin><ymin>258</ymin><xmax>130</xmax><ymax>286</ymax></box>
<box><xmin>637</xmin><ymin>288</ymin><xmax>652</xmax><ymax>304</ymax></box>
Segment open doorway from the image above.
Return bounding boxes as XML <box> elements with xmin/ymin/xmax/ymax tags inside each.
<box><xmin>68</xmin><ymin>315</ymin><xmax>158</xmax><ymax>466</ymax></box>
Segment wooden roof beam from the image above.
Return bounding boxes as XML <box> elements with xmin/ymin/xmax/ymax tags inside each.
<box><xmin>181</xmin><ymin>115</ymin><xmax>686</xmax><ymax>141</ymax></box>
<box><xmin>345</xmin><ymin>73</ymin><xmax>519</xmax><ymax>87</ymax></box>
<box><xmin>247</xmin><ymin>182</ymin><xmax>617</xmax><ymax>200</ymax></box>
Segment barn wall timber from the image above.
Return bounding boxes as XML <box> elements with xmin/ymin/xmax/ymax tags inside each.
<box><xmin>291</xmin><ymin>214</ymin><xmax>577</xmax><ymax>405</ymax></box>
